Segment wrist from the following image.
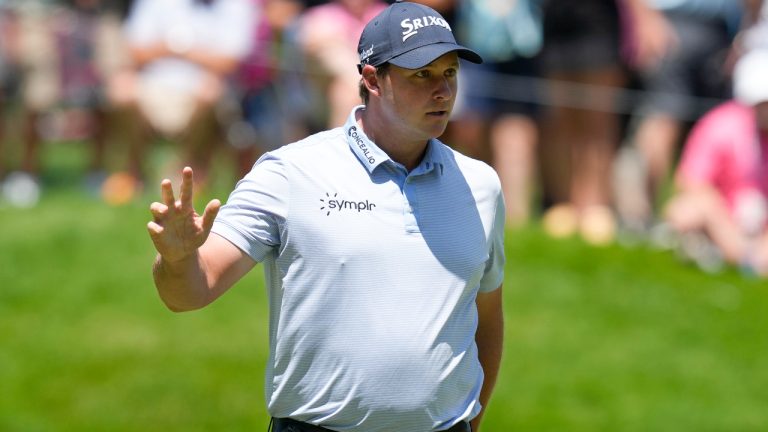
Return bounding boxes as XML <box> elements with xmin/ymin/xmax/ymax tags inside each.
<box><xmin>155</xmin><ymin>250</ymin><xmax>198</xmax><ymax>273</ymax></box>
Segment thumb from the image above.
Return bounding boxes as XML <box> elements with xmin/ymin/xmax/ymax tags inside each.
<box><xmin>201</xmin><ymin>199</ymin><xmax>221</xmax><ymax>233</ymax></box>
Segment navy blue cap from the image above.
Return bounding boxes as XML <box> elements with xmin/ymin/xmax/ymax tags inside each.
<box><xmin>357</xmin><ymin>0</ymin><xmax>482</xmax><ymax>73</ymax></box>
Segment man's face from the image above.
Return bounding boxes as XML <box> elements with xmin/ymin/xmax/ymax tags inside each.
<box><xmin>756</xmin><ymin>101</ymin><xmax>768</xmax><ymax>132</ymax></box>
<box><xmin>377</xmin><ymin>52</ymin><xmax>459</xmax><ymax>142</ymax></box>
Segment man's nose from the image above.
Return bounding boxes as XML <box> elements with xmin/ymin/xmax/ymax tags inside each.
<box><xmin>434</xmin><ymin>77</ymin><xmax>454</xmax><ymax>101</ymax></box>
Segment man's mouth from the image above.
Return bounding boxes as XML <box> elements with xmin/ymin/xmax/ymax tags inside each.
<box><xmin>427</xmin><ymin>110</ymin><xmax>449</xmax><ymax>117</ymax></box>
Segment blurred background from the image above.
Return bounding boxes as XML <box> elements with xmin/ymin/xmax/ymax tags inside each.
<box><xmin>2</xmin><ymin>0</ymin><xmax>768</xmax><ymax>430</ymax></box>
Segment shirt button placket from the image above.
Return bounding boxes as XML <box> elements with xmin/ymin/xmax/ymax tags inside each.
<box><xmin>403</xmin><ymin>175</ymin><xmax>419</xmax><ymax>232</ymax></box>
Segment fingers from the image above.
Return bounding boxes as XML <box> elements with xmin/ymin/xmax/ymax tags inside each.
<box><xmin>147</xmin><ymin>220</ymin><xmax>164</xmax><ymax>238</ymax></box>
<box><xmin>159</xmin><ymin>167</ymin><xmax>193</xmax><ymax>210</ymax></box>
<box><xmin>201</xmin><ymin>199</ymin><xmax>221</xmax><ymax>233</ymax></box>
<box><xmin>160</xmin><ymin>178</ymin><xmax>175</xmax><ymax>208</ymax></box>
<box><xmin>149</xmin><ymin>202</ymin><xmax>169</xmax><ymax>222</ymax></box>
<box><xmin>179</xmin><ymin>166</ymin><xmax>194</xmax><ymax>210</ymax></box>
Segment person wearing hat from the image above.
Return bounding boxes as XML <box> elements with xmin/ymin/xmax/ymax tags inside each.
<box><xmin>664</xmin><ymin>49</ymin><xmax>768</xmax><ymax>275</ymax></box>
<box><xmin>147</xmin><ymin>1</ymin><xmax>504</xmax><ymax>431</ymax></box>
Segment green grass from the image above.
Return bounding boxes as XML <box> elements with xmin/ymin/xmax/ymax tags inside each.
<box><xmin>1</xmin><ymin>143</ymin><xmax>767</xmax><ymax>431</ymax></box>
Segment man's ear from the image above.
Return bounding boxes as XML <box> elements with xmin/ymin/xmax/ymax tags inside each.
<box><xmin>361</xmin><ymin>64</ymin><xmax>380</xmax><ymax>95</ymax></box>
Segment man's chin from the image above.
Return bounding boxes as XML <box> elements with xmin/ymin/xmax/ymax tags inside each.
<box><xmin>426</xmin><ymin>121</ymin><xmax>450</xmax><ymax>139</ymax></box>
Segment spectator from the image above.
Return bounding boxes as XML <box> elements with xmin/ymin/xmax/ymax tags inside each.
<box><xmin>451</xmin><ymin>0</ymin><xmax>543</xmax><ymax>227</ymax></box>
<box><xmin>664</xmin><ymin>50</ymin><xmax>768</xmax><ymax>275</ymax></box>
<box><xmin>220</xmin><ymin>0</ymin><xmax>276</xmax><ymax>178</ymax></box>
<box><xmin>293</xmin><ymin>0</ymin><xmax>387</xmax><ymax>128</ymax></box>
<box><xmin>109</xmin><ymin>0</ymin><xmax>255</xmax><ymax>200</ymax></box>
<box><xmin>0</xmin><ymin>1</ymin><xmax>56</xmax><ymax>207</ymax></box>
<box><xmin>616</xmin><ymin>0</ymin><xmax>741</xmax><ymax>236</ymax></box>
<box><xmin>0</xmin><ymin>0</ymin><xmax>18</xmax><ymax>182</ymax></box>
<box><xmin>537</xmin><ymin>0</ymin><xmax>627</xmax><ymax>245</ymax></box>
<box><xmin>225</xmin><ymin>0</ymin><xmax>330</xmax><ymax>180</ymax></box>
<box><xmin>0</xmin><ymin>0</ymin><xmax>122</xmax><ymax>207</ymax></box>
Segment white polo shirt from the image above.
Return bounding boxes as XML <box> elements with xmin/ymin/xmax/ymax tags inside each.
<box><xmin>211</xmin><ymin>106</ymin><xmax>505</xmax><ymax>432</ymax></box>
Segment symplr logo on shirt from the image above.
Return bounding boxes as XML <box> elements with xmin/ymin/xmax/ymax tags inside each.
<box><xmin>320</xmin><ymin>192</ymin><xmax>377</xmax><ymax>216</ymax></box>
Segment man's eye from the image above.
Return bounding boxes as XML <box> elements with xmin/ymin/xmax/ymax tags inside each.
<box><xmin>445</xmin><ymin>69</ymin><xmax>457</xmax><ymax>78</ymax></box>
<box><xmin>416</xmin><ymin>70</ymin><xmax>431</xmax><ymax>78</ymax></box>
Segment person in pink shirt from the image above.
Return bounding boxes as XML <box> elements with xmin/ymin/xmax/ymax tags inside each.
<box><xmin>665</xmin><ymin>49</ymin><xmax>768</xmax><ymax>275</ymax></box>
<box><xmin>295</xmin><ymin>0</ymin><xmax>387</xmax><ymax>128</ymax></box>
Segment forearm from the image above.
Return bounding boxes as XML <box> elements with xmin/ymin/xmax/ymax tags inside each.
<box><xmin>131</xmin><ymin>44</ymin><xmax>239</xmax><ymax>76</ymax></box>
<box><xmin>130</xmin><ymin>44</ymin><xmax>170</xmax><ymax>68</ymax></box>
<box><xmin>152</xmin><ymin>251</ymin><xmax>214</xmax><ymax>312</ymax></box>
<box><xmin>472</xmin><ymin>325</ymin><xmax>503</xmax><ymax>431</ymax></box>
<box><xmin>472</xmin><ymin>289</ymin><xmax>504</xmax><ymax>432</ymax></box>
<box><xmin>182</xmin><ymin>49</ymin><xmax>240</xmax><ymax>76</ymax></box>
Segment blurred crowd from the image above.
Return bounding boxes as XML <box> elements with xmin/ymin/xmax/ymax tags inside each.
<box><xmin>1</xmin><ymin>0</ymin><xmax>768</xmax><ymax>277</ymax></box>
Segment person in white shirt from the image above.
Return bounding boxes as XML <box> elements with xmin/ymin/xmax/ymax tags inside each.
<box><xmin>111</xmin><ymin>0</ymin><xmax>255</xmax><ymax>191</ymax></box>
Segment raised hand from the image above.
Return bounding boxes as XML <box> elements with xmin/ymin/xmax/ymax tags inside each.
<box><xmin>147</xmin><ymin>167</ymin><xmax>221</xmax><ymax>263</ymax></box>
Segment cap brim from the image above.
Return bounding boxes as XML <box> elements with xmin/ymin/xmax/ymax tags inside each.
<box><xmin>388</xmin><ymin>42</ymin><xmax>483</xmax><ymax>69</ymax></box>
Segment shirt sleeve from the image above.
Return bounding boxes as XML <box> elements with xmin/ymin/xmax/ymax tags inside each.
<box><xmin>211</xmin><ymin>152</ymin><xmax>289</xmax><ymax>262</ymax></box>
<box><xmin>479</xmin><ymin>191</ymin><xmax>506</xmax><ymax>293</ymax></box>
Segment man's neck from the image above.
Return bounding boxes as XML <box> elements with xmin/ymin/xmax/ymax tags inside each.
<box><xmin>357</xmin><ymin>108</ymin><xmax>429</xmax><ymax>172</ymax></box>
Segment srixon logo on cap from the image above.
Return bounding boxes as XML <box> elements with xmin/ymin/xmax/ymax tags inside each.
<box><xmin>400</xmin><ymin>15</ymin><xmax>451</xmax><ymax>41</ymax></box>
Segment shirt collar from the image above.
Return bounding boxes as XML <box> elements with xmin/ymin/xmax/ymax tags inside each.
<box><xmin>345</xmin><ymin>106</ymin><xmax>389</xmax><ymax>173</ymax></box>
<box><xmin>344</xmin><ymin>105</ymin><xmax>446</xmax><ymax>176</ymax></box>
<box><xmin>410</xmin><ymin>138</ymin><xmax>446</xmax><ymax>176</ymax></box>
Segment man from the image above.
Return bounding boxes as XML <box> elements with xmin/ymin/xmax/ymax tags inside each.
<box><xmin>664</xmin><ymin>49</ymin><xmax>768</xmax><ymax>275</ymax></box>
<box><xmin>110</xmin><ymin>0</ymin><xmax>255</xmax><ymax>196</ymax></box>
<box><xmin>616</xmin><ymin>0</ymin><xmax>739</xmax><ymax>234</ymax></box>
<box><xmin>147</xmin><ymin>2</ymin><xmax>505</xmax><ymax>431</ymax></box>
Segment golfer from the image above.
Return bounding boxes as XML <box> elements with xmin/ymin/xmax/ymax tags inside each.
<box><xmin>147</xmin><ymin>2</ymin><xmax>505</xmax><ymax>431</ymax></box>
